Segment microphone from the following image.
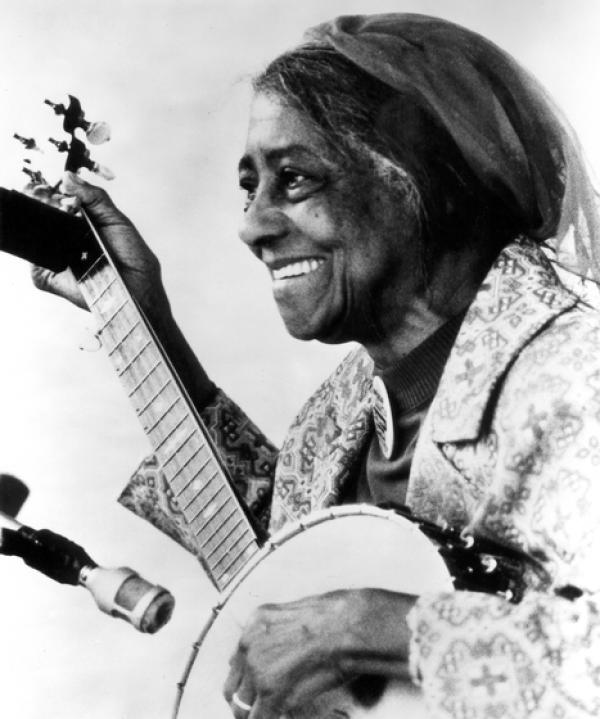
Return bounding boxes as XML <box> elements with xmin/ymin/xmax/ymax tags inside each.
<box><xmin>0</xmin><ymin>473</ymin><xmax>29</xmax><ymax>519</ymax></box>
<box><xmin>0</xmin><ymin>477</ymin><xmax>175</xmax><ymax>634</ymax></box>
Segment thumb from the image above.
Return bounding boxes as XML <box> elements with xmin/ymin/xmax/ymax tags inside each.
<box><xmin>60</xmin><ymin>171</ymin><xmax>127</xmax><ymax>228</ymax></box>
<box><xmin>31</xmin><ymin>264</ymin><xmax>88</xmax><ymax>310</ymax></box>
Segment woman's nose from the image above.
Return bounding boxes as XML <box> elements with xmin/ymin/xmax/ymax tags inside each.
<box><xmin>238</xmin><ymin>192</ymin><xmax>289</xmax><ymax>253</ymax></box>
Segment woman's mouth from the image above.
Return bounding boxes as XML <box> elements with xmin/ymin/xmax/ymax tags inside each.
<box><xmin>267</xmin><ymin>255</ymin><xmax>336</xmax><ymax>338</ymax></box>
<box><xmin>270</xmin><ymin>257</ymin><xmax>325</xmax><ymax>281</ymax></box>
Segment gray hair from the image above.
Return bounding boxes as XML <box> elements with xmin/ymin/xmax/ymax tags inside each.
<box><xmin>254</xmin><ymin>43</ymin><xmax>520</xmax><ymax>257</ymax></box>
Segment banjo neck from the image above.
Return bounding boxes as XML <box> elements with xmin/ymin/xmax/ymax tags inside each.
<box><xmin>71</xmin><ymin>210</ymin><xmax>260</xmax><ymax>591</ymax></box>
<box><xmin>5</xmin><ymin>94</ymin><xmax>262</xmax><ymax>594</ymax></box>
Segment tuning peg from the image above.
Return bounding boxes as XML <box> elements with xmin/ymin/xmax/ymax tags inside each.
<box><xmin>63</xmin><ymin>137</ymin><xmax>93</xmax><ymax>174</ymax></box>
<box><xmin>91</xmin><ymin>163</ymin><xmax>115</xmax><ymax>181</ymax></box>
<box><xmin>44</xmin><ymin>98</ymin><xmax>66</xmax><ymax>115</ymax></box>
<box><xmin>21</xmin><ymin>167</ymin><xmax>47</xmax><ymax>186</ymax></box>
<box><xmin>13</xmin><ymin>133</ymin><xmax>41</xmax><ymax>151</ymax></box>
<box><xmin>60</xmin><ymin>138</ymin><xmax>115</xmax><ymax>180</ymax></box>
<box><xmin>44</xmin><ymin>95</ymin><xmax>111</xmax><ymax>144</ymax></box>
<box><xmin>62</xmin><ymin>95</ymin><xmax>86</xmax><ymax>133</ymax></box>
<box><xmin>48</xmin><ymin>137</ymin><xmax>70</xmax><ymax>153</ymax></box>
<box><xmin>85</xmin><ymin>120</ymin><xmax>111</xmax><ymax>145</ymax></box>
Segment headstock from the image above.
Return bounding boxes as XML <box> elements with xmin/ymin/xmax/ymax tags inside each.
<box><xmin>0</xmin><ymin>95</ymin><xmax>114</xmax><ymax>271</ymax></box>
<box><xmin>14</xmin><ymin>94</ymin><xmax>113</xmax><ymax>203</ymax></box>
<box><xmin>44</xmin><ymin>95</ymin><xmax>111</xmax><ymax>145</ymax></box>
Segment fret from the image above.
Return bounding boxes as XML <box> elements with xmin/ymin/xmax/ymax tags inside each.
<box><xmin>192</xmin><ymin>496</ymin><xmax>237</xmax><ymax>543</ymax></box>
<box><xmin>201</xmin><ymin>506</ymin><xmax>239</xmax><ymax>551</ymax></box>
<box><xmin>201</xmin><ymin>508</ymin><xmax>241</xmax><ymax>561</ymax></box>
<box><xmin>174</xmin><ymin>456</ymin><xmax>213</xmax><ymax>496</ymax></box>
<box><xmin>90</xmin><ymin>283</ymin><xmax>121</xmax><ymax>310</ymax></box>
<box><xmin>165</xmin><ymin>456</ymin><xmax>219</xmax><ymax>483</ymax></box>
<box><xmin>171</xmin><ymin>462</ymin><xmax>215</xmax><ymax>503</ymax></box>
<box><xmin>136</xmin><ymin>378</ymin><xmax>171</xmax><ymax>414</ymax></box>
<box><xmin>179</xmin><ymin>474</ymin><xmax>217</xmax><ymax>511</ymax></box>
<box><xmin>208</xmin><ymin>531</ymin><xmax>252</xmax><ymax>574</ymax></box>
<box><xmin>204</xmin><ymin>518</ymin><xmax>245</xmax><ymax>561</ymax></box>
<box><xmin>78</xmin><ymin>254</ymin><xmax>105</xmax><ymax>283</ymax></box>
<box><xmin>153</xmin><ymin>411</ymin><xmax>189</xmax><ymax>449</ymax></box>
<box><xmin>98</xmin><ymin>297</ymin><xmax>129</xmax><ymax>331</ymax></box>
<box><xmin>118</xmin><ymin>340</ymin><xmax>152</xmax><ymax>376</ymax></box>
<box><xmin>189</xmin><ymin>483</ymin><xmax>227</xmax><ymax>525</ymax></box>
<box><xmin>74</xmin><ymin>227</ymin><xmax>258</xmax><ymax>589</ymax></box>
<box><xmin>89</xmin><ymin>276</ymin><xmax>118</xmax><ymax>305</ymax></box>
<box><xmin>128</xmin><ymin>360</ymin><xmax>162</xmax><ymax>397</ymax></box>
<box><xmin>168</xmin><ymin>444</ymin><xmax>204</xmax><ymax>479</ymax></box>
<box><xmin>163</xmin><ymin>442</ymin><xmax>211</xmax><ymax>486</ymax></box>
<box><xmin>204</xmin><ymin>501</ymin><xmax>254</xmax><ymax>552</ymax></box>
<box><xmin>161</xmin><ymin>428</ymin><xmax>198</xmax><ymax>466</ymax></box>
<box><xmin>103</xmin><ymin>304</ymin><xmax>140</xmax><ymax>344</ymax></box>
<box><xmin>214</xmin><ymin>538</ymin><xmax>258</xmax><ymax>583</ymax></box>
<box><xmin>147</xmin><ymin>397</ymin><xmax>183</xmax><ymax>435</ymax></box>
<box><xmin>108</xmin><ymin>321</ymin><xmax>142</xmax><ymax>356</ymax></box>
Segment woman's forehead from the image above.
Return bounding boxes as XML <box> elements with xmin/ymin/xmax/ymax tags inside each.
<box><xmin>241</xmin><ymin>93</ymin><xmax>333</xmax><ymax>167</ymax></box>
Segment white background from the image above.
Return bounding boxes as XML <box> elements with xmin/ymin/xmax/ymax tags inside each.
<box><xmin>0</xmin><ymin>1</ymin><xmax>598</xmax><ymax>717</ymax></box>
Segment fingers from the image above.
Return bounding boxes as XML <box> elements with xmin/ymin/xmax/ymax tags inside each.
<box><xmin>60</xmin><ymin>171</ymin><xmax>132</xmax><ymax>227</ymax></box>
<box><xmin>248</xmin><ymin>694</ymin><xmax>279</xmax><ymax>719</ymax></box>
<box><xmin>60</xmin><ymin>171</ymin><xmax>148</xmax><ymax>253</ymax></box>
<box><xmin>230</xmin><ymin>676</ymin><xmax>256</xmax><ymax>719</ymax></box>
<box><xmin>284</xmin><ymin>667</ymin><xmax>348</xmax><ymax>716</ymax></box>
<box><xmin>31</xmin><ymin>265</ymin><xmax>87</xmax><ymax>310</ymax></box>
<box><xmin>225</xmin><ymin>651</ymin><xmax>257</xmax><ymax>719</ymax></box>
<box><xmin>223</xmin><ymin>650</ymin><xmax>245</xmax><ymax>704</ymax></box>
<box><xmin>59</xmin><ymin>171</ymin><xmax>164</xmax><ymax>305</ymax></box>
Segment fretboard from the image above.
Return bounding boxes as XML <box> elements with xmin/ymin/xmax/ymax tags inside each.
<box><xmin>70</xmin><ymin>218</ymin><xmax>260</xmax><ymax>591</ymax></box>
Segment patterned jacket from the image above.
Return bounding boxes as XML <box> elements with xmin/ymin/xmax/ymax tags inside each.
<box><xmin>120</xmin><ymin>238</ymin><xmax>600</xmax><ymax>718</ymax></box>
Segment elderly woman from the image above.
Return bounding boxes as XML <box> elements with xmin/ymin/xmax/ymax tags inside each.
<box><xmin>35</xmin><ymin>12</ymin><xmax>600</xmax><ymax>719</ymax></box>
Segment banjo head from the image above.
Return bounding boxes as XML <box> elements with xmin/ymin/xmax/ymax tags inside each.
<box><xmin>175</xmin><ymin>505</ymin><xmax>452</xmax><ymax>719</ymax></box>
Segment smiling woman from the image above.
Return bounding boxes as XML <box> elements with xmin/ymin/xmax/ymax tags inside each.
<box><xmin>238</xmin><ymin>93</ymin><xmax>427</xmax><ymax>351</ymax></box>
<box><xmin>20</xmin><ymin>9</ymin><xmax>600</xmax><ymax>719</ymax></box>
<box><xmin>240</xmin><ymin>43</ymin><xmax>532</xmax><ymax>363</ymax></box>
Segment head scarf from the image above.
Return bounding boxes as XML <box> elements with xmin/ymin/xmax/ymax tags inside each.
<box><xmin>305</xmin><ymin>13</ymin><xmax>600</xmax><ymax>282</ymax></box>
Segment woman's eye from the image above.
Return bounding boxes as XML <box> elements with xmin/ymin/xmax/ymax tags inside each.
<box><xmin>238</xmin><ymin>169</ymin><xmax>323</xmax><ymax>210</ymax></box>
<box><xmin>280</xmin><ymin>169</ymin><xmax>322</xmax><ymax>199</ymax></box>
<box><xmin>282</xmin><ymin>170</ymin><xmax>307</xmax><ymax>187</ymax></box>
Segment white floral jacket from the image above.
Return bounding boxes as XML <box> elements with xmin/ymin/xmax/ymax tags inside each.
<box><xmin>120</xmin><ymin>238</ymin><xmax>600</xmax><ymax>718</ymax></box>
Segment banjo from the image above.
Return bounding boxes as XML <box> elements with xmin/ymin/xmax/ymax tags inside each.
<box><xmin>2</xmin><ymin>98</ymin><xmax>526</xmax><ymax>719</ymax></box>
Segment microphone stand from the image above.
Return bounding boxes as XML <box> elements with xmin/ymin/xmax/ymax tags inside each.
<box><xmin>0</xmin><ymin>482</ymin><xmax>175</xmax><ymax>634</ymax></box>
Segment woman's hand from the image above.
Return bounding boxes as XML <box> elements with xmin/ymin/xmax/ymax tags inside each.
<box><xmin>31</xmin><ymin>171</ymin><xmax>169</xmax><ymax>319</ymax></box>
<box><xmin>30</xmin><ymin>171</ymin><xmax>216</xmax><ymax>410</ymax></box>
<box><xmin>223</xmin><ymin>588</ymin><xmax>417</xmax><ymax>719</ymax></box>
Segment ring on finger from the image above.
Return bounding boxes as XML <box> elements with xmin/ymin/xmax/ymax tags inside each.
<box><xmin>232</xmin><ymin>691</ymin><xmax>253</xmax><ymax>712</ymax></box>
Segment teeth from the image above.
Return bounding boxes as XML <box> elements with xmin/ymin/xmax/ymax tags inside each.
<box><xmin>272</xmin><ymin>258</ymin><xmax>324</xmax><ymax>281</ymax></box>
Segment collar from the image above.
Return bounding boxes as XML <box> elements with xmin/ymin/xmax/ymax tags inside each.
<box><xmin>377</xmin><ymin>312</ymin><xmax>465</xmax><ymax>415</ymax></box>
<box><xmin>429</xmin><ymin>238</ymin><xmax>579</xmax><ymax>443</ymax></box>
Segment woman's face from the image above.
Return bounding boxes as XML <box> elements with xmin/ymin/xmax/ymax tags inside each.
<box><xmin>238</xmin><ymin>93</ymin><xmax>424</xmax><ymax>345</ymax></box>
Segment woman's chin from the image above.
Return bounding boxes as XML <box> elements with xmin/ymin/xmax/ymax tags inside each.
<box><xmin>279</xmin><ymin>309</ymin><xmax>352</xmax><ymax>344</ymax></box>
<box><xmin>280</xmin><ymin>315</ymin><xmax>322</xmax><ymax>342</ymax></box>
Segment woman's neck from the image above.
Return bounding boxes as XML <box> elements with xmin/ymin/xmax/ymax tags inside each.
<box><xmin>363</xmin><ymin>242</ymin><xmax>499</xmax><ymax>370</ymax></box>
